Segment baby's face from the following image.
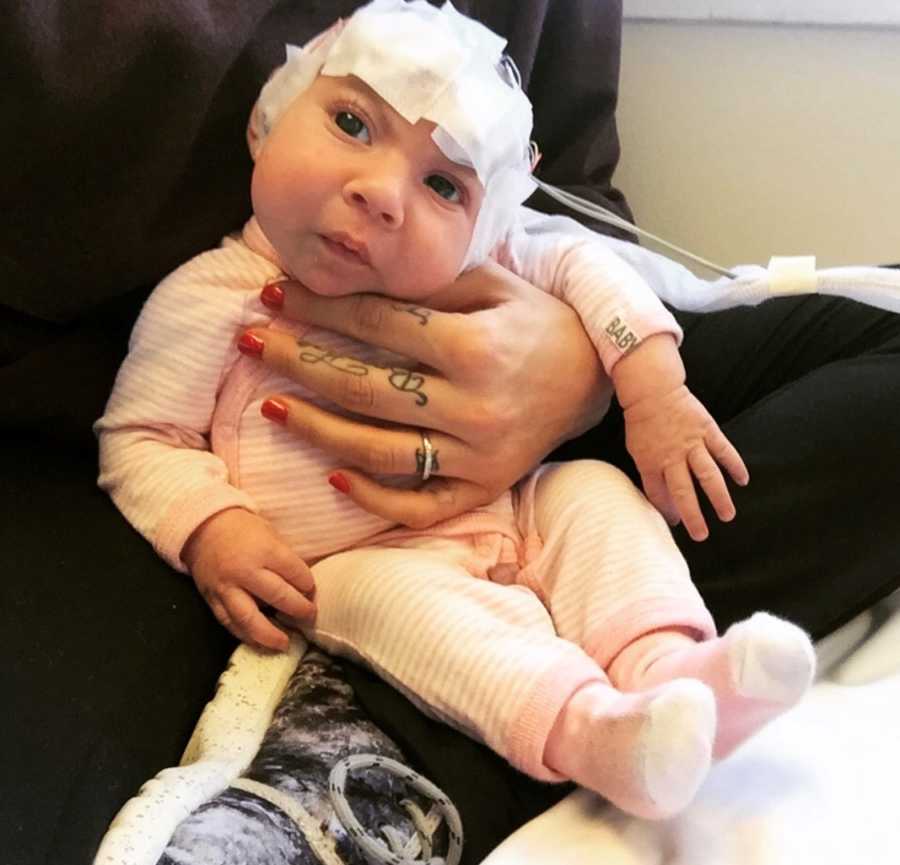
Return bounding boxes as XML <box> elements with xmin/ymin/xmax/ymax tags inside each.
<box><xmin>251</xmin><ymin>74</ymin><xmax>483</xmax><ymax>301</ymax></box>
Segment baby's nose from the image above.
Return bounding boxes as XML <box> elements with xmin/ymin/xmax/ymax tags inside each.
<box><xmin>344</xmin><ymin>165</ymin><xmax>406</xmax><ymax>228</ymax></box>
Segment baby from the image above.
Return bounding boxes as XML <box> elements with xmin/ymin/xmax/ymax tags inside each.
<box><xmin>96</xmin><ymin>0</ymin><xmax>815</xmax><ymax>820</ymax></box>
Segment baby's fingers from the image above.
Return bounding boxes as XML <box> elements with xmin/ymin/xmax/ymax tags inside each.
<box><xmin>664</xmin><ymin>461</ymin><xmax>708</xmax><ymax>542</ymax></box>
<box><xmin>220</xmin><ymin>587</ymin><xmax>291</xmax><ymax>652</ymax></box>
<box><xmin>267</xmin><ymin>546</ymin><xmax>316</xmax><ymax>597</ymax></box>
<box><xmin>706</xmin><ymin>425</ymin><xmax>750</xmax><ymax>487</ymax></box>
<box><xmin>687</xmin><ymin>446</ymin><xmax>736</xmax><ymax>524</ymax></box>
<box><xmin>640</xmin><ymin>470</ymin><xmax>679</xmax><ymax>527</ymax></box>
<box><xmin>251</xmin><ymin>568</ymin><xmax>317</xmax><ymax>625</ymax></box>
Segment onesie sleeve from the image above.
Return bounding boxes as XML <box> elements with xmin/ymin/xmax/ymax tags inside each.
<box><xmin>94</xmin><ymin>241</ymin><xmax>279</xmax><ymax>573</ymax></box>
<box><xmin>495</xmin><ymin>208</ymin><xmax>683</xmax><ymax>375</ymax></box>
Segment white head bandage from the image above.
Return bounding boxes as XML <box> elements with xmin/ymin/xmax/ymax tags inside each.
<box><xmin>250</xmin><ymin>0</ymin><xmax>536</xmax><ymax>269</ymax></box>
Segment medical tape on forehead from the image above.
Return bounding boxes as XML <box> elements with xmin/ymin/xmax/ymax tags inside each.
<box><xmin>254</xmin><ymin>1</ymin><xmax>736</xmax><ymax>276</ymax></box>
<box><xmin>252</xmin><ymin>0</ymin><xmax>536</xmax><ymax>268</ymax></box>
<box><xmin>319</xmin><ymin>0</ymin><xmax>533</xmax><ymax>187</ymax></box>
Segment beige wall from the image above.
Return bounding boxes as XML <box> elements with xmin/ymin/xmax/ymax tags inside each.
<box><xmin>614</xmin><ymin>22</ymin><xmax>900</xmax><ymax>271</ymax></box>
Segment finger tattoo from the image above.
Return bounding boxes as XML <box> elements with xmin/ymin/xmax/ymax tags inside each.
<box><xmin>297</xmin><ymin>341</ymin><xmax>368</xmax><ymax>376</ymax></box>
<box><xmin>388</xmin><ymin>368</ymin><xmax>428</xmax><ymax>406</ymax></box>
<box><xmin>391</xmin><ymin>303</ymin><xmax>431</xmax><ymax>326</ymax></box>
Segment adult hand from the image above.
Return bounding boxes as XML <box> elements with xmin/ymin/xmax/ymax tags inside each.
<box><xmin>239</xmin><ymin>259</ymin><xmax>611</xmax><ymax>529</ymax></box>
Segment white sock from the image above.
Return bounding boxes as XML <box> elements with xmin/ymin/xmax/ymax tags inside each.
<box><xmin>543</xmin><ymin>678</ymin><xmax>716</xmax><ymax>819</ymax></box>
<box><xmin>610</xmin><ymin>612</ymin><xmax>816</xmax><ymax>758</ymax></box>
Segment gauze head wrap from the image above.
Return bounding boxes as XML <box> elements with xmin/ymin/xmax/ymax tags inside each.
<box><xmin>248</xmin><ymin>0</ymin><xmax>536</xmax><ymax>269</ymax></box>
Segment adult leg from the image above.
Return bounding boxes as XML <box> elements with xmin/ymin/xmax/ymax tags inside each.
<box><xmin>557</xmin><ymin>295</ymin><xmax>900</xmax><ymax>638</ymax></box>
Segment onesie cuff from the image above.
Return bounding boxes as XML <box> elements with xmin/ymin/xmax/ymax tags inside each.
<box><xmin>154</xmin><ymin>485</ymin><xmax>260</xmax><ymax>573</ymax></box>
<box><xmin>595</xmin><ymin>307</ymin><xmax>684</xmax><ymax>375</ymax></box>
<box><xmin>504</xmin><ymin>650</ymin><xmax>606</xmax><ymax>783</ymax></box>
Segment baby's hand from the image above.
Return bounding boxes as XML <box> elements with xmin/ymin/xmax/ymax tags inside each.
<box><xmin>182</xmin><ymin>508</ymin><xmax>316</xmax><ymax>651</ymax></box>
<box><xmin>612</xmin><ymin>334</ymin><xmax>748</xmax><ymax>541</ymax></box>
<box><xmin>622</xmin><ymin>384</ymin><xmax>748</xmax><ymax>541</ymax></box>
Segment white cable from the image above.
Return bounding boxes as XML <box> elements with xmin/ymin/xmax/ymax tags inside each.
<box><xmin>533</xmin><ymin>178</ymin><xmax>738</xmax><ymax>279</ymax></box>
<box><xmin>230</xmin><ymin>777</ymin><xmax>346</xmax><ymax>865</ymax></box>
<box><xmin>329</xmin><ymin>754</ymin><xmax>463</xmax><ymax>865</ymax></box>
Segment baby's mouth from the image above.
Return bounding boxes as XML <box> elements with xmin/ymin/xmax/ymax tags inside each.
<box><xmin>319</xmin><ymin>232</ymin><xmax>371</xmax><ymax>266</ymax></box>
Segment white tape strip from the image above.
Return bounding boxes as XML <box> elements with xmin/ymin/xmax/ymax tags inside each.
<box><xmin>768</xmin><ymin>255</ymin><xmax>818</xmax><ymax>294</ymax></box>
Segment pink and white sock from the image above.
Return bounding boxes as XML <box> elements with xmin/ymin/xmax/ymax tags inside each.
<box><xmin>608</xmin><ymin>612</ymin><xmax>816</xmax><ymax>758</ymax></box>
<box><xmin>543</xmin><ymin>678</ymin><xmax>716</xmax><ymax>819</ymax></box>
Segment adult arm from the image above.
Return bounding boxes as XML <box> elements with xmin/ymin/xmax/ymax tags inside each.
<box><xmin>472</xmin><ymin>0</ymin><xmax>634</xmax><ymax>231</ymax></box>
<box><xmin>518</xmin><ymin>0</ymin><xmax>635</xmax><ymax>232</ymax></box>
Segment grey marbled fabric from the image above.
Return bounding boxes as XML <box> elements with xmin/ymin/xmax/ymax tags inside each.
<box><xmin>157</xmin><ymin>651</ymin><xmax>447</xmax><ymax>865</ymax></box>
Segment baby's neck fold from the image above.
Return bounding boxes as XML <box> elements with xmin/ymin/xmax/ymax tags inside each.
<box><xmin>242</xmin><ymin>217</ymin><xmax>291</xmax><ymax>275</ymax></box>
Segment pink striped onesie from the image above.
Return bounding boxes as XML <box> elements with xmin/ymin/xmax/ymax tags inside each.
<box><xmin>96</xmin><ymin>213</ymin><xmax>716</xmax><ymax>782</ymax></box>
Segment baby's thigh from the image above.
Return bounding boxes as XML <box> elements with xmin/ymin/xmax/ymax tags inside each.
<box><xmin>311</xmin><ymin>545</ymin><xmax>556</xmax><ymax>646</ymax></box>
<box><xmin>521</xmin><ymin>459</ymin><xmax>667</xmax><ymax>542</ymax></box>
<box><xmin>515</xmin><ymin>462</ymin><xmax>704</xmax><ymax>656</ymax></box>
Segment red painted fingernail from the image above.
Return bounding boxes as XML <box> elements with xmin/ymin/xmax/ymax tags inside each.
<box><xmin>261</xmin><ymin>282</ymin><xmax>285</xmax><ymax>310</ymax></box>
<box><xmin>261</xmin><ymin>399</ymin><xmax>288</xmax><ymax>423</ymax></box>
<box><xmin>237</xmin><ymin>332</ymin><xmax>265</xmax><ymax>356</ymax></box>
<box><xmin>328</xmin><ymin>472</ymin><xmax>351</xmax><ymax>495</ymax></box>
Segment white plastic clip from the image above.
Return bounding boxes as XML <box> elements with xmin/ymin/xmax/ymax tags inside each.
<box><xmin>768</xmin><ymin>255</ymin><xmax>818</xmax><ymax>295</ymax></box>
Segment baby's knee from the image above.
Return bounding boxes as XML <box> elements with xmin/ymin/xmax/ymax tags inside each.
<box><xmin>528</xmin><ymin>460</ymin><xmax>648</xmax><ymax>528</ymax></box>
<box><xmin>539</xmin><ymin>459</ymin><xmax>637</xmax><ymax>495</ymax></box>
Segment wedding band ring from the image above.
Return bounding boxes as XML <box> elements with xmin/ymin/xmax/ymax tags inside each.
<box><xmin>419</xmin><ymin>430</ymin><xmax>434</xmax><ymax>481</ymax></box>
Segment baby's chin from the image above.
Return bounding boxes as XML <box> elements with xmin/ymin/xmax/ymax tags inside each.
<box><xmin>283</xmin><ymin>264</ymin><xmax>382</xmax><ymax>299</ymax></box>
<box><xmin>301</xmin><ymin>280</ymin><xmax>368</xmax><ymax>298</ymax></box>
<box><xmin>282</xmin><ymin>251</ymin><xmax>450</xmax><ymax>302</ymax></box>
<box><xmin>286</xmin><ymin>263</ymin><xmax>441</xmax><ymax>303</ymax></box>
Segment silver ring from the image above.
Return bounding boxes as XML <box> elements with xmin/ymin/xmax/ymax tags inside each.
<box><xmin>419</xmin><ymin>430</ymin><xmax>434</xmax><ymax>481</ymax></box>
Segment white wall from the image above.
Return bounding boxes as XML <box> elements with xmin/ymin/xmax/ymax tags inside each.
<box><xmin>614</xmin><ymin>21</ymin><xmax>900</xmax><ymax>271</ymax></box>
<box><xmin>624</xmin><ymin>1</ymin><xmax>900</xmax><ymax>28</ymax></box>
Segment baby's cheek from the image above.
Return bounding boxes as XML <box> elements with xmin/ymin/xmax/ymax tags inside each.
<box><xmin>250</xmin><ymin>162</ymin><xmax>287</xmax><ymax>233</ymax></box>
<box><xmin>400</xmin><ymin>250</ymin><xmax>463</xmax><ymax>299</ymax></box>
<box><xmin>253</xmin><ymin>148</ymin><xmax>308</xmax><ymax>221</ymax></box>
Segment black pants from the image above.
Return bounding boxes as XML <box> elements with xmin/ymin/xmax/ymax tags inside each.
<box><xmin>4</xmin><ymin>295</ymin><xmax>900</xmax><ymax>865</ymax></box>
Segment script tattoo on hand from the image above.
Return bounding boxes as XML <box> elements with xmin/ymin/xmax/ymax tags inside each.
<box><xmin>297</xmin><ymin>340</ymin><xmax>429</xmax><ymax>407</ymax></box>
<box><xmin>391</xmin><ymin>303</ymin><xmax>431</xmax><ymax>326</ymax></box>
<box><xmin>388</xmin><ymin>368</ymin><xmax>428</xmax><ymax>406</ymax></box>
<box><xmin>297</xmin><ymin>341</ymin><xmax>369</xmax><ymax>376</ymax></box>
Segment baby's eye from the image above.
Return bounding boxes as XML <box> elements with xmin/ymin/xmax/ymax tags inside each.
<box><xmin>425</xmin><ymin>174</ymin><xmax>461</xmax><ymax>203</ymax></box>
<box><xmin>335</xmin><ymin>111</ymin><xmax>370</xmax><ymax>143</ymax></box>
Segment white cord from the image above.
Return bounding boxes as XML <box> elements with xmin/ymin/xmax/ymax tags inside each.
<box><xmin>230</xmin><ymin>777</ymin><xmax>346</xmax><ymax>865</ymax></box>
<box><xmin>533</xmin><ymin>177</ymin><xmax>738</xmax><ymax>279</ymax></box>
<box><xmin>329</xmin><ymin>754</ymin><xmax>463</xmax><ymax>865</ymax></box>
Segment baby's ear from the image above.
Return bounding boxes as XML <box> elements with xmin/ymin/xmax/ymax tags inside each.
<box><xmin>247</xmin><ymin>103</ymin><xmax>265</xmax><ymax>160</ymax></box>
